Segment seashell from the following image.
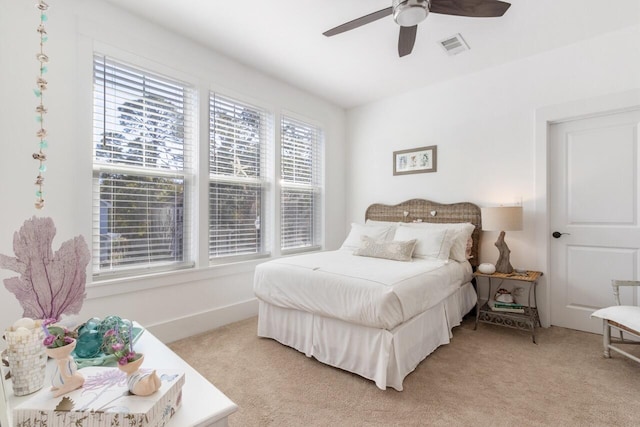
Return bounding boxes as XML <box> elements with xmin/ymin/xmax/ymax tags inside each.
<box><xmin>55</xmin><ymin>396</ymin><xmax>75</xmax><ymax>412</ymax></box>
<box><xmin>36</xmin><ymin>128</ymin><xmax>47</xmax><ymax>138</ymax></box>
<box><xmin>495</xmin><ymin>292</ymin><xmax>515</xmax><ymax>303</ymax></box>
<box><xmin>13</xmin><ymin>317</ymin><xmax>36</xmax><ymax>329</ymax></box>
<box><xmin>14</xmin><ymin>327</ymin><xmax>32</xmax><ymax>336</ymax></box>
<box><xmin>37</xmin><ymin>24</ymin><xmax>47</xmax><ymax>34</ymax></box>
<box><xmin>128</xmin><ymin>370</ymin><xmax>162</xmax><ymax>396</ymax></box>
<box><xmin>36</xmin><ymin>53</ymin><xmax>49</xmax><ymax>63</ymax></box>
<box><xmin>36</xmin><ymin>2</ymin><xmax>49</xmax><ymax>11</ymax></box>
<box><xmin>36</xmin><ymin>105</ymin><xmax>48</xmax><ymax>114</ymax></box>
<box><xmin>32</xmin><ymin>152</ymin><xmax>47</xmax><ymax>161</ymax></box>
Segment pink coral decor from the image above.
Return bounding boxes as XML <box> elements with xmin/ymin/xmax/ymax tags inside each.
<box><xmin>0</xmin><ymin>216</ymin><xmax>90</xmax><ymax>321</ymax></box>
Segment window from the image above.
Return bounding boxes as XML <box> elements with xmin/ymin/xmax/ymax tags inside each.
<box><xmin>92</xmin><ymin>55</ymin><xmax>194</xmax><ymax>277</ymax></box>
<box><xmin>280</xmin><ymin>116</ymin><xmax>322</xmax><ymax>251</ymax></box>
<box><xmin>209</xmin><ymin>94</ymin><xmax>270</xmax><ymax>259</ymax></box>
<box><xmin>91</xmin><ymin>54</ymin><xmax>324</xmax><ymax>281</ymax></box>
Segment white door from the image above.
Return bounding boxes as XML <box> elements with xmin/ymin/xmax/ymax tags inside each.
<box><xmin>549</xmin><ymin>109</ymin><xmax>640</xmax><ymax>333</ymax></box>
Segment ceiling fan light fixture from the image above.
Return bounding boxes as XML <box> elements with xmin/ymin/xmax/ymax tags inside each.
<box><xmin>393</xmin><ymin>0</ymin><xmax>429</xmax><ymax>27</ymax></box>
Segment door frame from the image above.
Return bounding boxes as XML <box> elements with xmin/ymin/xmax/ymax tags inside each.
<box><xmin>534</xmin><ymin>89</ymin><xmax>640</xmax><ymax>328</ymax></box>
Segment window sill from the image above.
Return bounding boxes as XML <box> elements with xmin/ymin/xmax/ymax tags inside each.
<box><xmin>281</xmin><ymin>245</ymin><xmax>323</xmax><ymax>256</ymax></box>
<box><xmin>87</xmin><ymin>258</ymin><xmax>262</xmax><ymax>299</ymax></box>
<box><xmin>209</xmin><ymin>252</ymin><xmax>272</xmax><ymax>266</ymax></box>
<box><xmin>87</xmin><ymin>247</ymin><xmax>325</xmax><ymax>300</ymax></box>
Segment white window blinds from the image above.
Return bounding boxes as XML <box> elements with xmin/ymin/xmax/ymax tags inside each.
<box><xmin>280</xmin><ymin>116</ymin><xmax>322</xmax><ymax>251</ymax></box>
<box><xmin>92</xmin><ymin>55</ymin><xmax>194</xmax><ymax>277</ymax></box>
<box><xmin>209</xmin><ymin>93</ymin><xmax>269</xmax><ymax>258</ymax></box>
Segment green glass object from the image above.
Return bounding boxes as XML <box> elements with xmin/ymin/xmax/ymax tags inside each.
<box><xmin>98</xmin><ymin>315</ymin><xmax>122</xmax><ymax>336</ymax></box>
<box><xmin>72</xmin><ymin>316</ymin><xmax>143</xmax><ymax>367</ymax></box>
<box><xmin>77</xmin><ymin>317</ymin><xmax>100</xmax><ymax>336</ymax></box>
<box><xmin>74</xmin><ymin>330</ymin><xmax>102</xmax><ymax>358</ymax></box>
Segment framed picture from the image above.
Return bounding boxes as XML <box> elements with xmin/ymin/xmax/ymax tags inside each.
<box><xmin>393</xmin><ymin>145</ymin><xmax>437</xmax><ymax>175</ymax></box>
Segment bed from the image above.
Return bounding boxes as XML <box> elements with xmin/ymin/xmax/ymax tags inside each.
<box><xmin>254</xmin><ymin>199</ymin><xmax>482</xmax><ymax>391</ymax></box>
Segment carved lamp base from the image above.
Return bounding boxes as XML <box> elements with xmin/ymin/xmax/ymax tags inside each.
<box><xmin>494</xmin><ymin>231</ymin><xmax>514</xmax><ymax>274</ymax></box>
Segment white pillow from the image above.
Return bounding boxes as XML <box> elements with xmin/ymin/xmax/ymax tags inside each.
<box><xmin>449</xmin><ymin>224</ymin><xmax>475</xmax><ymax>261</ymax></box>
<box><xmin>341</xmin><ymin>223</ymin><xmax>394</xmax><ymax>250</ymax></box>
<box><xmin>365</xmin><ymin>219</ymin><xmax>400</xmax><ymax>240</ymax></box>
<box><xmin>404</xmin><ymin>222</ymin><xmax>475</xmax><ymax>262</ymax></box>
<box><xmin>393</xmin><ymin>224</ymin><xmax>453</xmax><ymax>260</ymax></box>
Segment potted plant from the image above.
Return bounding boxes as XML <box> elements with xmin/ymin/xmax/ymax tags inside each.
<box><xmin>102</xmin><ymin>327</ymin><xmax>142</xmax><ymax>370</ymax></box>
<box><xmin>42</xmin><ymin>320</ymin><xmax>77</xmax><ymax>350</ymax></box>
<box><xmin>42</xmin><ymin>319</ymin><xmax>84</xmax><ymax>397</ymax></box>
<box><xmin>102</xmin><ymin>327</ymin><xmax>161</xmax><ymax>395</ymax></box>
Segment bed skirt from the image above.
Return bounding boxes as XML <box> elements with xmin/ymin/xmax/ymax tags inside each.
<box><xmin>257</xmin><ymin>282</ymin><xmax>477</xmax><ymax>391</ymax></box>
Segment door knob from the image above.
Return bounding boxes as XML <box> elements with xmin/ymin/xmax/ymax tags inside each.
<box><xmin>552</xmin><ymin>231</ymin><xmax>570</xmax><ymax>239</ymax></box>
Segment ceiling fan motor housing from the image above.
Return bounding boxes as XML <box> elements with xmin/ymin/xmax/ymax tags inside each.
<box><xmin>393</xmin><ymin>0</ymin><xmax>430</xmax><ymax>27</ymax></box>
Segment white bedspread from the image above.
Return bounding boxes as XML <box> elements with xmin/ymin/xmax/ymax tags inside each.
<box><xmin>253</xmin><ymin>250</ymin><xmax>472</xmax><ymax>330</ymax></box>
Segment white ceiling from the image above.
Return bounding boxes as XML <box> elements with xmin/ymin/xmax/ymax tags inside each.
<box><xmin>104</xmin><ymin>0</ymin><xmax>640</xmax><ymax>109</ymax></box>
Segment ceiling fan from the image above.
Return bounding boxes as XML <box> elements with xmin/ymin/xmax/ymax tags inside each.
<box><xmin>323</xmin><ymin>0</ymin><xmax>511</xmax><ymax>57</ymax></box>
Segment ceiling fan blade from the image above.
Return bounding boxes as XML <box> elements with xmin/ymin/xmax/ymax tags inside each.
<box><xmin>429</xmin><ymin>0</ymin><xmax>511</xmax><ymax>17</ymax></box>
<box><xmin>323</xmin><ymin>7</ymin><xmax>393</xmax><ymax>37</ymax></box>
<box><xmin>398</xmin><ymin>25</ymin><xmax>417</xmax><ymax>57</ymax></box>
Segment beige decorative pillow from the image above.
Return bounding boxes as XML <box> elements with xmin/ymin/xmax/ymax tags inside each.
<box><xmin>353</xmin><ymin>236</ymin><xmax>417</xmax><ymax>262</ymax></box>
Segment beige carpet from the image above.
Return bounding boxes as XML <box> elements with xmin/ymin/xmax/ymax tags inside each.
<box><xmin>169</xmin><ymin>316</ymin><xmax>640</xmax><ymax>426</ymax></box>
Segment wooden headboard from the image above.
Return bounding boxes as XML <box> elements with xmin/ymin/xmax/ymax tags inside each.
<box><xmin>365</xmin><ymin>199</ymin><xmax>482</xmax><ymax>267</ymax></box>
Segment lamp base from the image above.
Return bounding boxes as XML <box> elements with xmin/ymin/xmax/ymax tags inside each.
<box><xmin>494</xmin><ymin>231</ymin><xmax>514</xmax><ymax>274</ymax></box>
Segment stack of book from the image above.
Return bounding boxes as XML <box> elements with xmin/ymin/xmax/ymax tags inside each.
<box><xmin>488</xmin><ymin>300</ymin><xmax>525</xmax><ymax>313</ymax></box>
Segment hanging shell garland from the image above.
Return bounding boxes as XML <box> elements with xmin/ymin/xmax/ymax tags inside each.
<box><xmin>34</xmin><ymin>0</ymin><xmax>49</xmax><ymax>209</ymax></box>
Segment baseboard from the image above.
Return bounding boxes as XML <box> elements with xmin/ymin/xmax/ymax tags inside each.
<box><xmin>146</xmin><ymin>298</ymin><xmax>259</xmax><ymax>344</ymax></box>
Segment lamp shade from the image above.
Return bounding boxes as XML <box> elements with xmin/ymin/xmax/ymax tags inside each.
<box><xmin>481</xmin><ymin>206</ymin><xmax>523</xmax><ymax>231</ymax></box>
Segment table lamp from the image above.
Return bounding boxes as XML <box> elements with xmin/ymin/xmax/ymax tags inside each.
<box><xmin>481</xmin><ymin>206</ymin><xmax>523</xmax><ymax>274</ymax></box>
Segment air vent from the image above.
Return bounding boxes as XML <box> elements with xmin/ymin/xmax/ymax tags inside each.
<box><xmin>438</xmin><ymin>33</ymin><xmax>470</xmax><ymax>56</ymax></box>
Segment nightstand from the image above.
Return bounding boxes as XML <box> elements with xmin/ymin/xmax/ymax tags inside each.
<box><xmin>474</xmin><ymin>270</ymin><xmax>543</xmax><ymax>343</ymax></box>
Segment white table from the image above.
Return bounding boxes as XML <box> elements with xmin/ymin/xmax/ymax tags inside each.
<box><xmin>1</xmin><ymin>328</ymin><xmax>237</xmax><ymax>427</ymax></box>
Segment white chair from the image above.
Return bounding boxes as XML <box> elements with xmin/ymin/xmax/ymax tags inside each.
<box><xmin>591</xmin><ymin>280</ymin><xmax>640</xmax><ymax>363</ymax></box>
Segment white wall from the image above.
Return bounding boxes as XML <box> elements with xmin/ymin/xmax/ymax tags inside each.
<box><xmin>346</xmin><ymin>25</ymin><xmax>640</xmax><ymax>325</ymax></box>
<box><xmin>0</xmin><ymin>0</ymin><xmax>346</xmax><ymax>342</ymax></box>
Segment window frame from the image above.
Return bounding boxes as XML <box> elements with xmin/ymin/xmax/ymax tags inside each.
<box><xmin>279</xmin><ymin>114</ymin><xmax>324</xmax><ymax>254</ymax></box>
<box><xmin>91</xmin><ymin>54</ymin><xmax>196</xmax><ymax>280</ymax></box>
<box><xmin>207</xmin><ymin>92</ymin><xmax>273</xmax><ymax>263</ymax></box>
